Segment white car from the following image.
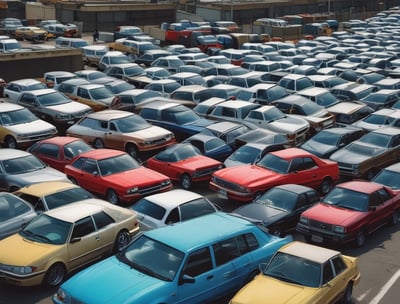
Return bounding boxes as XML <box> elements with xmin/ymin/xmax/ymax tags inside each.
<box><xmin>4</xmin><ymin>78</ymin><xmax>46</xmax><ymax>101</ymax></box>
<box><xmin>130</xmin><ymin>189</ymin><xmax>220</xmax><ymax>230</ymax></box>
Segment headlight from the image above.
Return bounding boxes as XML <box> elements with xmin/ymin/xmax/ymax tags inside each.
<box><xmin>333</xmin><ymin>225</ymin><xmax>345</xmax><ymax>233</ymax></box>
<box><xmin>55</xmin><ymin>114</ymin><xmax>74</xmax><ymax>120</ymax></box>
<box><xmin>237</xmin><ymin>186</ymin><xmax>250</xmax><ymax>193</ymax></box>
<box><xmin>0</xmin><ymin>264</ymin><xmax>36</xmax><ymax>275</ymax></box>
<box><xmin>299</xmin><ymin>216</ymin><xmax>309</xmax><ymax>224</ymax></box>
<box><xmin>15</xmin><ymin>134</ymin><xmax>28</xmax><ymax>140</ymax></box>
<box><xmin>193</xmin><ymin>171</ymin><xmax>200</xmax><ymax>177</ymax></box>
<box><xmin>161</xmin><ymin>179</ymin><xmax>171</xmax><ymax>186</ymax></box>
<box><xmin>126</xmin><ymin>187</ymin><xmax>138</xmax><ymax>194</ymax></box>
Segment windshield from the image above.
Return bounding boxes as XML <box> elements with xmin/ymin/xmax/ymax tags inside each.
<box><xmin>1</xmin><ymin>155</ymin><xmax>46</xmax><ymax>174</ymax></box>
<box><xmin>0</xmin><ymin>108</ymin><xmax>38</xmax><ymax>125</ymax></box>
<box><xmin>358</xmin><ymin>132</ymin><xmax>391</xmax><ymax>148</ymax></box>
<box><xmin>310</xmin><ymin>130</ymin><xmax>340</xmax><ymax>145</ymax></box>
<box><xmin>37</xmin><ymin>92</ymin><xmax>70</xmax><ymax>106</ymax></box>
<box><xmin>19</xmin><ymin>214</ymin><xmax>71</xmax><ymax>245</ymax></box>
<box><xmin>173</xmin><ymin>108</ymin><xmax>200</xmax><ymax>124</ymax></box>
<box><xmin>257</xmin><ymin>154</ymin><xmax>288</xmax><ymax>173</ymax></box>
<box><xmin>264</xmin><ymin>252</ymin><xmax>321</xmax><ymax>288</ymax></box>
<box><xmin>64</xmin><ymin>140</ymin><xmax>93</xmax><ymax>159</ymax></box>
<box><xmin>322</xmin><ymin>186</ymin><xmax>369</xmax><ymax>211</ymax></box>
<box><xmin>262</xmin><ymin>107</ymin><xmax>285</xmax><ymax>121</ymax></box>
<box><xmin>228</xmin><ymin>145</ymin><xmax>261</xmax><ymax>164</ymax></box>
<box><xmin>117</xmin><ymin>235</ymin><xmax>184</xmax><ymax>281</ymax></box>
<box><xmin>98</xmin><ymin>154</ymin><xmax>140</xmax><ymax>176</ymax></box>
<box><xmin>316</xmin><ymin>93</ymin><xmax>338</xmax><ymax>107</ymax></box>
<box><xmin>113</xmin><ymin>114</ymin><xmax>150</xmax><ymax>132</ymax></box>
<box><xmin>373</xmin><ymin>169</ymin><xmax>400</xmax><ymax>189</ymax></box>
<box><xmin>90</xmin><ymin>87</ymin><xmax>114</xmax><ymax>100</ymax></box>
<box><xmin>45</xmin><ymin>187</ymin><xmax>93</xmax><ymax>210</ymax></box>
<box><xmin>256</xmin><ymin>187</ymin><xmax>297</xmax><ymax>211</ymax></box>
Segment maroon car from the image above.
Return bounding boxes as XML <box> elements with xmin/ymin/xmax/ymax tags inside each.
<box><xmin>297</xmin><ymin>180</ymin><xmax>400</xmax><ymax>247</ymax></box>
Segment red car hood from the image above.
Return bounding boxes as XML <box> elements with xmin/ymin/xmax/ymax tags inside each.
<box><xmin>302</xmin><ymin>203</ymin><xmax>365</xmax><ymax>226</ymax></box>
<box><xmin>103</xmin><ymin>167</ymin><xmax>167</xmax><ymax>187</ymax></box>
<box><xmin>214</xmin><ymin>165</ymin><xmax>282</xmax><ymax>186</ymax></box>
<box><xmin>178</xmin><ymin>155</ymin><xmax>221</xmax><ymax>170</ymax></box>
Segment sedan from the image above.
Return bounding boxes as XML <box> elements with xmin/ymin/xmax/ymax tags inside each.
<box><xmin>297</xmin><ymin>181</ymin><xmax>400</xmax><ymax>247</ymax></box>
<box><xmin>210</xmin><ymin>148</ymin><xmax>339</xmax><ymax>203</ymax></box>
<box><xmin>0</xmin><ymin>102</ymin><xmax>57</xmax><ymax>149</ymax></box>
<box><xmin>372</xmin><ymin>162</ymin><xmax>400</xmax><ymax>191</ymax></box>
<box><xmin>3</xmin><ymin>78</ymin><xmax>47</xmax><ymax>101</ymax></box>
<box><xmin>27</xmin><ymin>136</ymin><xmax>93</xmax><ymax>172</ymax></box>
<box><xmin>145</xmin><ymin>143</ymin><xmax>223</xmax><ymax>189</ymax></box>
<box><xmin>329</xmin><ymin>127</ymin><xmax>400</xmax><ymax>180</ymax></box>
<box><xmin>0</xmin><ymin>149</ymin><xmax>70</xmax><ymax>192</ymax></box>
<box><xmin>130</xmin><ymin>189</ymin><xmax>219</xmax><ymax>230</ymax></box>
<box><xmin>13</xmin><ymin>181</ymin><xmax>94</xmax><ymax>212</ymax></box>
<box><xmin>64</xmin><ymin>149</ymin><xmax>172</xmax><ymax>205</ymax></box>
<box><xmin>0</xmin><ymin>192</ymin><xmax>37</xmax><ymax>240</ymax></box>
<box><xmin>0</xmin><ymin>200</ymin><xmax>140</xmax><ymax>287</ymax></box>
<box><xmin>232</xmin><ymin>184</ymin><xmax>320</xmax><ymax>237</ymax></box>
<box><xmin>230</xmin><ymin>241</ymin><xmax>360</xmax><ymax>304</ymax></box>
<box><xmin>66</xmin><ymin>109</ymin><xmax>176</xmax><ymax>160</ymax></box>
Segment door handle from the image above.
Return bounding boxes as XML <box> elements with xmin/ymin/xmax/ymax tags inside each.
<box><xmin>206</xmin><ymin>275</ymin><xmax>214</xmax><ymax>280</ymax></box>
<box><xmin>223</xmin><ymin>271</ymin><xmax>234</xmax><ymax>277</ymax></box>
<box><xmin>95</xmin><ymin>236</ymin><xmax>100</xmax><ymax>241</ymax></box>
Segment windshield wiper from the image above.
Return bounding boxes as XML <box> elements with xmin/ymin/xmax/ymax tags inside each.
<box><xmin>129</xmin><ymin>261</ymin><xmax>169</xmax><ymax>281</ymax></box>
<box><xmin>21</xmin><ymin>230</ymin><xmax>52</xmax><ymax>243</ymax></box>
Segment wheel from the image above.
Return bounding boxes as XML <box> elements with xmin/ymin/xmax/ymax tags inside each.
<box><xmin>107</xmin><ymin>189</ymin><xmax>119</xmax><ymax>205</ymax></box>
<box><xmin>389</xmin><ymin>210</ymin><xmax>399</xmax><ymax>226</ymax></box>
<box><xmin>68</xmin><ymin>176</ymin><xmax>78</xmax><ymax>185</ymax></box>
<box><xmin>4</xmin><ymin>136</ymin><xmax>17</xmax><ymax>149</ymax></box>
<box><xmin>320</xmin><ymin>177</ymin><xmax>332</xmax><ymax>195</ymax></box>
<box><xmin>180</xmin><ymin>173</ymin><xmax>192</xmax><ymax>190</ymax></box>
<box><xmin>93</xmin><ymin>138</ymin><xmax>104</xmax><ymax>149</ymax></box>
<box><xmin>342</xmin><ymin>283</ymin><xmax>353</xmax><ymax>304</ymax></box>
<box><xmin>126</xmin><ymin>143</ymin><xmax>138</xmax><ymax>160</ymax></box>
<box><xmin>42</xmin><ymin>263</ymin><xmax>65</xmax><ymax>288</ymax></box>
<box><xmin>355</xmin><ymin>230</ymin><xmax>366</xmax><ymax>248</ymax></box>
<box><xmin>113</xmin><ymin>230</ymin><xmax>130</xmax><ymax>253</ymax></box>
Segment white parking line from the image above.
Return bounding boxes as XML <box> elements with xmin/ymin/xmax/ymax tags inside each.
<box><xmin>368</xmin><ymin>268</ymin><xmax>400</xmax><ymax>304</ymax></box>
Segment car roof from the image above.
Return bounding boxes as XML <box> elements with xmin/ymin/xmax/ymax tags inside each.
<box><xmin>76</xmin><ymin>148</ymin><xmax>125</xmax><ymax>160</ymax></box>
<box><xmin>279</xmin><ymin>241</ymin><xmax>340</xmax><ymax>264</ymax></box>
<box><xmin>141</xmin><ymin>189</ymin><xmax>204</xmax><ymax>208</ymax></box>
<box><xmin>87</xmin><ymin>109</ymin><xmax>134</xmax><ymax>120</ymax></box>
<box><xmin>0</xmin><ymin>148</ymin><xmax>32</xmax><ymax>160</ymax></box>
<box><xmin>144</xmin><ymin>212</ymin><xmax>258</xmax><ymax>251</ymax></box>
<box><xmin>336</xmin><ymin>180</ymin><xmax>385</xmax><ymax>194</ymax></box>
<box><xmin>33</xmin><ymin>136</ymin><xmax>83</xmax><ymax>146</ymax></box>
<box><xmin>8</xmin><ymin>78</ymin><xmax>42</xmax><ymax>85</ymax></box>
<box><xmin>24</xmin><ymin>88</ymin><xmax>57</xmax><ymax>96</ymax></box>
<box><xmin>0</xmin><ymin>102</ymin><xmax>24</xmax><ymax>112</ymax></box>
<box><xmin>16</xmin><ymin>181</ymin><xmax>79</xmax><ymax>196</ymax></box>
<box><xmin>205</xmin><ymin>121</ymin><xmax>244</xmax><ymax>132</ymax></box>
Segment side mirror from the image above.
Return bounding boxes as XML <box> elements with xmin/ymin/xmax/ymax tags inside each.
<box><xmin>179</xmin><ymin>274</ymin><xmax>195</xmax><ymax>285</ymax></box>
<box><xmin>70</xmin><ymin>237</ymin><xmax>81</xmax><ymax>243</ymax></box>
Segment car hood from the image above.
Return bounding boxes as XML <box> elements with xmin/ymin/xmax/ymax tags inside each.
<box><xmin>231</xmin><ymin>275</ymin><xmax>317</xmax><ymax>304</ymax></box>
<box><xmin>268</xmin><ymin>117</ymin><xmax>309</xmax><ymax>134</ymax></box>
<box><xmin>45</xmin><ymin>102</ymin><xmax>91</xmax><ymax>114</ymax></box>
<box><xmin>60</xmin><ymin>256</ymin><xmax>168</xmax><ymax>304</ymax></box>
<box><xmin>0</xmin><ymin>233</ymin><xmax>60</xmax><ymax>265</ymax></box>
<box><xmin>233</xmin><ymin>203</ymin><xmax>287</xmax><ymax>226</ymax></box>
<box><xmin>330</xmin><ymin>145</ymin><xmax>384</xmax><ymax>164</ymax></box>
<box><xmin>302</xmin><ymin>203</ymin><xmax>364</xmax><ymax>226</ymax></box>
<box><xmin>126</xmin><ymin>125</ymin><xmax>172</xmax><ymax>139</ymax></box>
<box><xmin>301</xmin><ymin>140</ymin><xmax>335</xmax><ymax>158</ymax></box>
<box><xmin>6</xmin><ymin>119</ymin><xmax>55</xmax><ymax>134</ymax></box>
<box><xmin>214</xmin><ymin>165</ymin><xmax>281</xmax><ymax>186</ymax></box>
<box><xmin>186</xmin><ymin>118</ymin><xmax>214</xmax><ymax>128</ymax></box>
<box><xmin>178</xmin><ymin>155</ymin><xmax>220</xmax><ymax>170</ymax></box>
<box><xmin>103</xmin><ymin>167</ymin><xmax>167</xmax><ymax>187</ymax></box>
<box><xmin>14</xmin><ymin>168</ymin><xmax>68</xmax><ymax>185</ymax></box>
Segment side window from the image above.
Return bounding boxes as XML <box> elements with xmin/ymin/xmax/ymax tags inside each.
<box><xmin>322</xmin><ymin>262</ymin><xmax>334</xmax><ymax>284</ymax></box>
<box><xmin>93</xmin><ymin>212</ymin><xmax>115</xmax><ymax>229</ymax></box>
<box><xmin>378</xmin><ymin>188</ymin><xmax>391</xmax><ymax>203</ymax></box>
<box><xmin>33</xmin><ymin>199</ymin><xmax>46</xmax><ymax>213</ymax></box>
<box><xmin>331</xmin><ymin>256</ymin><xmax>347</xmax><ymax>275</ymax></box>
<box><xmin>71</xmin><ymin>217</ymin><xmax>95</xmax><ymax>239</ymax></box>
<box><xmin>221</xmin><ymin>107</ymin><xmax>235</xmax><ymax>118</ymax></box>
<box><xmin>99</xmin><ymin>121</ymin><xmax>108</xmax><ymax>129</ymax></box>
<box><xmin>369</xmin><ymin>191</ymin><xmax>383</xmax><ymax>207</ymax></box>
<box><xmin>165</xmin><ymin>208</ymin><xmax>180</xmax><ymax>225</ymax></box>
<box><xmin>303</xmin><ymin>157</ymin><xmax>317</xmax><ymax>170</ymax></box>
<box><xmin>296</xmin><ymin>193</ymin><xmax>309</xmax><ymax>208</ymax></box>
<box><xmin>82</xmin><ymin>159</ymin><xmax>99</xmax><ymax>175</ymax></box>
<box><xmin>19</xmin><ymin>94</ymin><xmax>36</xmax><ymax>106</ymax></box>
<box><xmin>72</xmin><ymin>157</ymin><xmax>85</xmax><ymax>169</ymax></box>
<box><xmin>37</xmin><ymin>143</ymin><xmax>60</xmax><ymax>158</ymax></box>
<box><xmin>183</xmin><ymin>247</ymin><xmax>213</xmax><ymax>277</ymax></box>
<box><xmin>213</xmin><ymin>237</ymin><xmax>240</xmax><ymax>266</ymax></box>
<box><xmin>289</xmin><ymin>158</ymin><xmax>303</xmax><ymax>172</ymax></box>
<box><xmin>306</xmin><ymin>190</ymin><xmax>320</xmax><ymax>204</ymax></box>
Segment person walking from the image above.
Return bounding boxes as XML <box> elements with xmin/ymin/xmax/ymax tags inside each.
<box><xmin>93</xmin><ymin>28</ymin><xmax>99</xmax><ymax>44</ymax></box>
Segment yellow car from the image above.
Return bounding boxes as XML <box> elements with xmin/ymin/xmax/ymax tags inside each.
<box><xmin>13</xmin><ymin>181</ymin><xmax>94</xmax><ymax>212</ymax></box>
<box><xmin>14</xmin><ymin>26</ymin><xmax>48</xmax><ymax>42</ymax></box>
<box><xmin>0</xmin><ymin>199</ymin><xmax>140</xmax><ymax>287</ymax></box>
<box><xmin>230</xmin><ymin>241</ymin><xmax>360</xmax><ymax>304</ymax></box>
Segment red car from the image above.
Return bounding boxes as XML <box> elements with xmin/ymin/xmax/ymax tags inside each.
<box><xmin>145</xmin><ymin>143</ymin><xmax>223</xmax><ymax>190</ymax></box>
<box><xmin>210</xmin><ymin>147</ymin><xmax>339</xmax><ymax>203</ymax></box>
<box><xmin>64</xmin><ymin>149</ymin><xmax>172</xmax><ymax>205</ymax></box>
<box><xmin>297</xmin><ymin>180</ymin><xmax>400</xmax><ymax>247</ymax></box>
<box><xmin>27</xmin><ymin>136</ymin><xmax>94</xmax><ymax>172</ymax></box>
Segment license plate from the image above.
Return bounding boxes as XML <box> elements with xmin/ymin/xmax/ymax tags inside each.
<box><xmin>311</xmin><ymin>235</ymin><xmax>323</xmax><ymax>243</ymax></box>
<box><xmin>218</xmin><ymin>189</ymin><xmax>228</xmax><ymax>199</ymax></box>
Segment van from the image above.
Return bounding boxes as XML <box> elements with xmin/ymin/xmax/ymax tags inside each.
<box><xmin>55</xmin><ymin>36</ymin><xmax>88</xmax><ymax>49</ymax></box>
<box><xmin>81</xmin><ymin>45</ymin><xmax>109</xmax><ymax>67</ymax></box>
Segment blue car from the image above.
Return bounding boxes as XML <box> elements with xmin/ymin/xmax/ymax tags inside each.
<box><xmin>139</xmin><ymin>101</ymin><xmax>215</xmax><ymax>141</ymax></box>
<box><xmin>53</xmin><ymin>213</ymin><xmax>292</xmax><ymax>304</ymax></box>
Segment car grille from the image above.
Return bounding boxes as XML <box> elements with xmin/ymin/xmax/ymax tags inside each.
<box><xmin>24</xmin><ymin>130</ymin><xmax>56</xmax><ymax>141</ymax></box>
<box><xmin>213</xmin><ymin>176</ymin><xmax>241</xmax><ymax>192</ymax></box>
<box><xmin>149</xmin><ymin>138</ymin><xmax>167</xmax><ymax>145</ymax></box>
<box><xmin>75</xmin><ymin>110</ymin><xmax>92</xmax><ymax>118</ymax></box>
<box><xmin>138</xmin><ymin>182</ymin><xmax>167</xmax><ymax>196</ymax></box>
<box><xmin>309</xmin><ymin>219</ymin><xmax>333</xmax><ymax>231</ymax></box>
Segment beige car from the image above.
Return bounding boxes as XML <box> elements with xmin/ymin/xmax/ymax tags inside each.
<box><xmin>14</xmin><ymin>26</ymin><xmax>48</xmax><ymax>42</ymax></box>
<box><xmin>0</xmin><ymin>102</ymin><xmax>57</xmax><ymax>148</ymax></box>
<box><xmin>66</xmin><ymin>109</ymin><xmax>176</xmax><ymax>159</ymax></box>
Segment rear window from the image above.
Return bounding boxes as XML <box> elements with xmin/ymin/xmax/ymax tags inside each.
<box><xmin>131</xmin><ymin>198</ymin><xmax>166</xmax><ymax>220</ymax></box>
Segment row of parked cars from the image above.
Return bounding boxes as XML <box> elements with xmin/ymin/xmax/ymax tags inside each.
<box><xmin>5</xmin><ymin>8</ymin><xmax>400</xmax><ymax>304</ymax></box>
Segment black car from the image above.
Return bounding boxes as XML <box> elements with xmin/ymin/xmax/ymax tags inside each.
<box><xmin>231</xmin><ymin>184</ymin><xmax>320</xmax><ymax>237</ymax></box>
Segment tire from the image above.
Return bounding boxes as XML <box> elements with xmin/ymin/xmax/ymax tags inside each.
<box><xmin>107</xmin><ymin>189</ymin><xmax>119</xmax><ymax>205</ymax></box>
<box><xmin>342</xmin><ymin>283</ymin><xmax>353</xmax><ymax>304</ymax></box>
<box><xmin>42</xmin><ymin>263</ymin><xmax>65</xmax><ymax>288</ymax></box>
<box><xmin>93</xmin><ymin>138</ymin><xmax>104</xmax><ymax>149</ymax></box>
<box><xmin>389</xmin><ymin>210</ymin><xmax>399</xmax><ymax>226</ymax></box>
<box><xmin>320</xmin><ymin>177</ymin><xmax>332</xmax><ymax>195</ymax></box>
<box><xmin>4</xmin><ymin>136</ymin><xmax>17</xmax><ymax>149</ymax></box>
<box><xmin>113</xmin><ymin>230</ymin><xmax>130</xmax><ymax>253</ymax></box>
<box><xmin>180</xmin><ymin>173</ymin><xmax>192</xmax><ymax>190</ymax></box>
<box><xmin>126</xmin><ymin>143</ymin><xmax>138</xmax><ymax>160</ymax></box>
<box><xmin>355</xmin><ymin>230</ymin><xmax>366</xmax><ymax>248</ymax></box>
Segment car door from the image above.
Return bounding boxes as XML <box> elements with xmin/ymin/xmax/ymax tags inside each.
<box><xmin>286</xmin><ymin>157</ymin><xmax>321</xmax><ymax>188</ymax></box>
<box><xmin>319</xmin><ymin>257</ymin><xmax>349</xmax><ymax>303</ymax></box>
<box><xmin>103</xmin><ymin>121</ymin><xmax>124</xmax><ymax>150</ymax></box>
<box><xmin>367</xmin><ymin>189</ymin><xmax>393</xmax><ymax>232</ymax></box>
<box><xmin>76</xmin><ymin>159</ymin><xmax>103</xmax><ymax>195</ymax></box>
<box><xmin>68</xmin><ymin>216</ymin><xmax>100</xmax><ymax>270</ymax></box>
<box><xmin>92</xmin><ymin>211</ymin><xmax>116</xmax><ymax>254</ymax></box>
